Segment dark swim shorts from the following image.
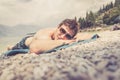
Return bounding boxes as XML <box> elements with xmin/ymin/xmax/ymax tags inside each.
<box><xmin>12</xmin><ymin>36</ymin><xmax>31</xmax><ymax>50</ymax></box>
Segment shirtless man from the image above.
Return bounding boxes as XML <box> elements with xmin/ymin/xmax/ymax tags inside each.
<box><xmin>8</xmin><ymin>19</ymin><xmax>79</xmax><ymax>54</ymax></box>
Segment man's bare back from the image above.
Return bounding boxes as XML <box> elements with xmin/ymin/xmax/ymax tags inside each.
<box><xmin>25</xmin><ymin>28</ymin><xmax>55</xmax><ymax>46</ymax></box>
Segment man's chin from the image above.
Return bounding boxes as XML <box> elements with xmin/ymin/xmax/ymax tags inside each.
<box><xmin>54</xmin><ymin>37</ymin><xmax>60</xmax><ymax>40</ymax></box>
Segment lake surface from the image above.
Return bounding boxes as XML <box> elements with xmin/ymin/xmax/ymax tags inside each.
<box><xmin>0</xmin><ymin>36</ymin><xmax>24</xmax><ymax>54</ymax></box>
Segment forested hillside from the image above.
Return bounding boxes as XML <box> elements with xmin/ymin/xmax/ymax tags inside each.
<box><xmin>78</xmin><ymin>0</ymin><xmax>120</xmax><ymax>29</ymax></box>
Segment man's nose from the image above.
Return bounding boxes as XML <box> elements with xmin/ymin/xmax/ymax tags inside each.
<box><xmin>61</xmin><ymin>34</ymin><xmax>67</xmax><ymax>39</ymax></box>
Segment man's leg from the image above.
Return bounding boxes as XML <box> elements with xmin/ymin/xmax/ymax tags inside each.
<box><xmin>7</xmin><ymin>36</ymin><xmax>31</xmax><ymax>50</ymax></box>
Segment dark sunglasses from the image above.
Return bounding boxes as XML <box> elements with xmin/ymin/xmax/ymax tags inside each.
<box><xmin>59</xmin><ymin>28</ymin><xmax>73</xmax><ymax>39</ymax></box>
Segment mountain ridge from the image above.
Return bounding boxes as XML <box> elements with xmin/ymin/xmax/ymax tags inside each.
<box><xmin>0</xmin><ymin>24</ymin><xmax>42</xmax><ymax>37</ymax></box>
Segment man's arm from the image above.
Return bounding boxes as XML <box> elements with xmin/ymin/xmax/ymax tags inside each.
<box><xmin>75</xmin><ymin>33</ymin><xmax>93</xmax><ymax>41</ymax></box>
<box><xmin>29</xmin><ymin>39</ymin><xmax>75</xmax><ymax>54</ymax></box>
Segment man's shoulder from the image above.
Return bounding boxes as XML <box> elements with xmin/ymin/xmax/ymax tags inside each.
<box><xmin>34</xmin><ymin>27</ymin><xmax>56</xmax><ymax>40</ymax></box>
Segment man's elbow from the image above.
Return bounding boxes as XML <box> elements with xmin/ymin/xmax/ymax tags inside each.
<box><xmin>29</xmin><ymin>45</ymin><xmax>43</xmax><ymax>54</ymax></box>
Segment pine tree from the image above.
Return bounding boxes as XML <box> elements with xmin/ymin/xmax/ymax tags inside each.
<box><xmin>78</xmin><ymin>18</ymin><xmax>86</xmax><ymax>29</ymax></box>
<box><xmin>103</xmin><ymin>13</ymin><xmax>110</xmax><ymax>25</ymax></box>
<box><xmin>114</xmin><ymin>0</ymin><xmax>120</xmax><ymax>7</ymax></box>
<box><xmin>85</xmin><ymin>11</ymin><xmax>95</xmax><ymax>27</ymax></box>
<box><xmin>98</xmin><ymin>7</ymin><xmax>103</xmax><ymax>13</ymax></box>
<box><xmin>110</xmin><ymin>2</ymin><xmax>114</xmax><ymax>8</ymax></box>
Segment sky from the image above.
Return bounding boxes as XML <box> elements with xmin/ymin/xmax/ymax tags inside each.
<box><xmin>0</xmin><ymin>0</ymin><xmax>115</xmax><ymax>27</ymax></box>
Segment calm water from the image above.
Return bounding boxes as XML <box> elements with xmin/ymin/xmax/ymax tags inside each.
<box><xmin>0</xmin><ymin>36</ymin><xmax>23</xmax><ymax>54</ymax></box>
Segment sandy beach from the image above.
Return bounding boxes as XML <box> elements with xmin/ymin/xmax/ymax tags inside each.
<box><xmin>0</xmin><ymin>30</ymin><xmax>120</xmax><ymax>80</ymax></box>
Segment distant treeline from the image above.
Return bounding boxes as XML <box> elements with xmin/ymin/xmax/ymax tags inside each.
<box><xmin>78</xmin><ymin>0</ymin><xmax>120</xmax><ymax>29</ymax></box>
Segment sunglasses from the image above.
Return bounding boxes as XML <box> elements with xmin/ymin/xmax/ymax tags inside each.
<box><xmin>59</xmin><ymin>28</ymin><xmax>73</xmax><ymax>39</ymax></box>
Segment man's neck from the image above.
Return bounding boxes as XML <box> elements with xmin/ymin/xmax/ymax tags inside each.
<box><xmin>50</xmin><ymin>30</ymin><xmax>56</xmax><ymax>40</ymax></box>
<box><xmin>50</xmin><ymin>33</ymin><xmax>54</xmax><ymax>40</ymax></box>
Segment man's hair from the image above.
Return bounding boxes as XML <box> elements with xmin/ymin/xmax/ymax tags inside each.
<box><xmin>58</xmin><ymin>19</ymin><xmax>79</xmax><ymax>37</ymax></box>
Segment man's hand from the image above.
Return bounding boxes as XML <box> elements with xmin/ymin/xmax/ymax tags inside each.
<box><xmin>62</xmin><ymin>39</ymin><xmax>76</xmax><ymax>44</ymax></box>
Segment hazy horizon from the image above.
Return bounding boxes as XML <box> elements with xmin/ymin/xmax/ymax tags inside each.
<box><xmin>0</xmin><ymin>0</ymin><xmax>115</xmax><ymax>27</ymax></box>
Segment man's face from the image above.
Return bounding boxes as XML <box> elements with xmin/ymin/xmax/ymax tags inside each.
<box><xmin>54</xmin><ymin>25</ymin><xmax>75</xmax><ymax>40</ymax></box>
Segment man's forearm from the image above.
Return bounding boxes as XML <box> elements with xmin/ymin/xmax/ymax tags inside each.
<box><xmin>29</xmin><ymin>39</ymin><xmax>75</xmax><ymax>54</ymax></box>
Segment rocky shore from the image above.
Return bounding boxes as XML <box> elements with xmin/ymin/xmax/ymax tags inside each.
<box><xmin>0</xmin><ymin>30</ymin><xmax>120</xmax><ymax>80</ymax></box>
